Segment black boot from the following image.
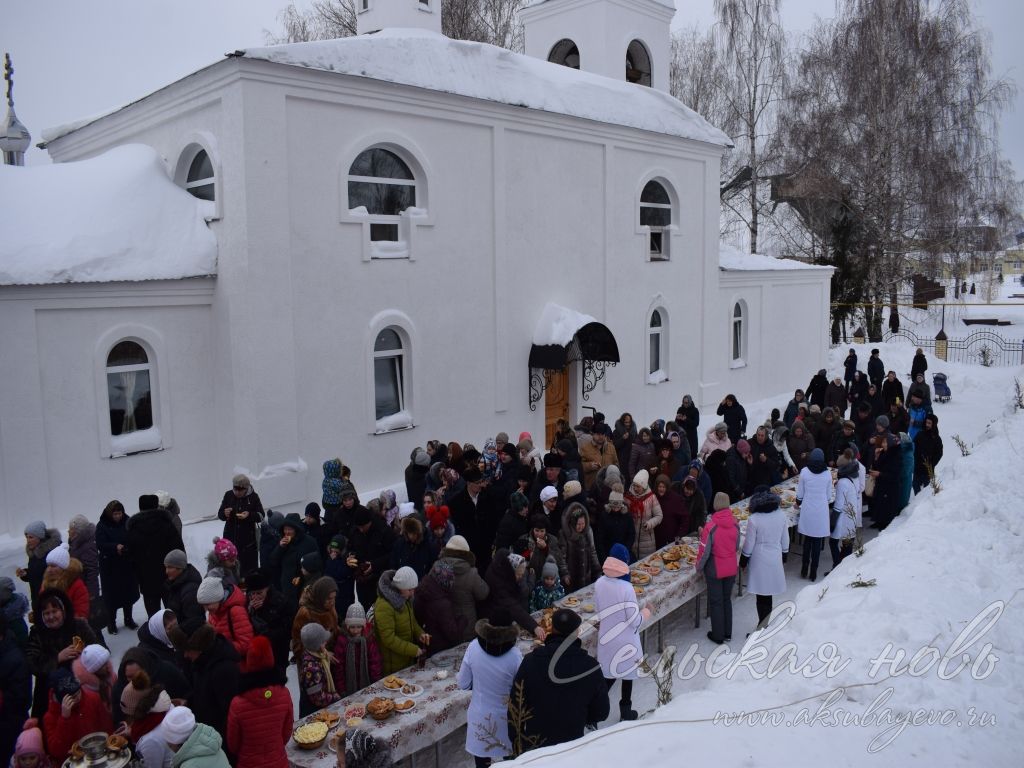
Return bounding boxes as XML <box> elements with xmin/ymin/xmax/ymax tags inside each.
<box><xmin>107</xmin><ymin>621</ymin><xmax>118</xmax><ymax>635</ymax></box>
<box><xmin>619</xmin><ymin>701</ymin><xmax>639</xmax><ymax>721</ymax></box>
<box><xmin>809</xmin><ymin>569</ymin><xmax>817</xmax><ymax>583</ymax></box>
<box><xmin>800</xmin><ymin>563</ymin><xmax>808</xmax><ymax>579</ymax></box>
<box><xmin>124</xmin><ymin>611</ymin><xmax>138</xmax><ymax>630</ymax></box>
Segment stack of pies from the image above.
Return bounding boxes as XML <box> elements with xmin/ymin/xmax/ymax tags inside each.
<box><xmin>367</xmin><ymin>697</ymin><xmax>396</xmax><ymax>721</ymax></box>
<box><xmin>311</xmin><ymin>710</ymin><xmax>341</xmax><ymax>728</ymax></box>
<box><xmin>395</xmin><ymin>699</ymin><xmax>415</xmax><ymax>712</ymax></box>
<box><xmin>382</xmin><ymin>675</ymin><xmax>405</xmax><ymax>690</ymax></box>
<box><xmin>630</xmin><ymin>571</ymin><xmax>651</xmax><ymax>586</ymax></box>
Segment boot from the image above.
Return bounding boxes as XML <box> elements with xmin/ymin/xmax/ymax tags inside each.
<box><xmin>809</xmin><ymin>569</ymin><xmax>817</xmax><ymax>583</ymax></box>
<box><xmin>619</xmin><ymin>701</ymin><xmax>639</xmax><ymax>721</ymax></box>
<box><xmin>107</xmin><ymin>621</ymin><xmax>118</xmax><ymax>635</ymax></box>
<box><xmin>800</xmin><ymin>563</ymin><xmax>808</xmax><ymax>579</ymax></box>
<box><xmin>124</xmin><ymin>611</ymin><xmax>138</xmax><ymax>630</ymax></box>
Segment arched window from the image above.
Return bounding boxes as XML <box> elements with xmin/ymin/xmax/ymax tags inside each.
<box><xmin>184</xmin><ymin>149</ymin><xmax>215</xmax><ymax>201</ymax></box>
<box><xmin>106</xmin><ymin>340</ymin><xmax>154</xmax><ymax>437</ymax></box>
<box><xmin>374</xmin><ymin>327</ymin><xmax>407</xmax><ymax>421</ymax></box>
<box><xmin>348</xmin><ymin>148</ymin><xmax>418</xmax><ymax>242</ymax></box>
<box><xmin>732</xmin><ymin>301</ymin><xmax>747</xmax><ymax>364</ymax></box>
<box><xmin>549</xmin><ymin>39</ymin><xmax>581</xmax><ymax>69</ymax></box>
<box><xmin>626</xmin><ymin>40</ymin><xmax>652</xmax><ymax>86</ymax></box>
<box><xmin>640</xmin><ymin>180</ymin><xmax>672</xmax><ymax>260</ymax></box>
<box><xmin>647</xmin><ymin>309</ymin><xmax>667</xmax><ymax>382</ymax></box>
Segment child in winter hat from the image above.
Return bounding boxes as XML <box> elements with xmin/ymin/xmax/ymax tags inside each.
<box><xmin>72</xmin><ymin>644</ymin><xmax>114</xmax><ymax>707</ymax></box>
<box><xmin>12</xmin><ymin>721</ymin><xmax>49</xmax><ymax>768</ymax></box>
<box><xmin>195</xmin><ymin>576</ymin><xmax>227</xmax><ymax>607</ymax></box>
<box><xmin>529</xmin><ymin>558</ymin><xmax>565</xmax><ymax>611</ymax></box>
<box><xmin>299</xmin><ymin>622</ymin><xmax>340</xmax><ymax>712</ymax></box>
<box><xmin>161</xmin><ymin>705</ymin><xmax>197</xmax><ymax>746</ymax></box>
<box><xmin>334</xmin><ymin>602</ymin><xmax>383</xmax><ymax>696</ymax></box>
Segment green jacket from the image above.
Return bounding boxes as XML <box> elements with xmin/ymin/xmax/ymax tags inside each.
<box><xmin>172</xmin><ymin>724</ymin><xmax>231</xmax><ymax>768</ymax></box>
<box><xmin>374</xmin><ymin>570</ymin><xmax>425</xmax><ymax>675</ymax></box>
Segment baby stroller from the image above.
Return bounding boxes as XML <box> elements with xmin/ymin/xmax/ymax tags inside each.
<box><xmin>932</xmin><ymin>373</ymin><xmax>951</xmax><ymax>403</ymax></box>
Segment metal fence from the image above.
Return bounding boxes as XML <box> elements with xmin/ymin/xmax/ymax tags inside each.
<box><xmin>883</xmin><ymin>328</ymin><xmax>1024</xmax><ymax>367</ymax></box>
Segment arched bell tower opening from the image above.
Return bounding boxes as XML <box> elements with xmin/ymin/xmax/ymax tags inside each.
<box><xmin>548</xmin><ymin>38</ymin><xmax>581</xmax><ymax>69</ymax></box>
<box><xmin>626</xmin><ymin>39</ymin><xmax>652</xmax><ymax>87</ymax></box>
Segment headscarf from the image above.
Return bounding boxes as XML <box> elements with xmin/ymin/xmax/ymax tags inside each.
<box><xmin>379</xmin><ymin>489</ymin><xmax>398</xmax><ymax>527</ymax></box>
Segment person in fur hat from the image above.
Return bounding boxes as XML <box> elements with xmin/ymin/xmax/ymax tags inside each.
<box><xmin>127</xmin><ymin>494</ymin><xmax>185</xmax><ymax>616</ymax></box>
<box><xmin>458</xmin><ymin>615</ymin><xmax>522</xmax><ymax>767</ymax></box>
<box><xmin>226</xmin><ymin>636</ymin><xmax>293</xmax><ymax>768</ymax></box>
<box><xmin>16</xmin><ymin>522</ymin><xmax>62</xmax><ymax>616</ymax></box>
<box><xmin>332</xmin><ymin>602</ymin><xmax>381</xmax><ymax>697</ymax></box>
<box><xmin>39</xmin><ymin>545</ymin><xmax>89</xmax><ymax>622</ymax></box>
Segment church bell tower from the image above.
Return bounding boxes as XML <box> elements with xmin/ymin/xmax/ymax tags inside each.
<box><xmin>356</xmin><ymin>0</ymin><xmax>443</xmax><ymax>36</ymax></box>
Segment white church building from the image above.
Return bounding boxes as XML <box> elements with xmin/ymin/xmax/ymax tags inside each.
<box><xmin>0</xmin><ymin>0</ymin><xmax>832</xmax><ymax>536</ymax></box>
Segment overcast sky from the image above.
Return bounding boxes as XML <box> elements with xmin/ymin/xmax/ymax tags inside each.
<box><xmin>4</xmin><ymin>0</ymin><xmax>1022</xmax><ymax>179</ymax></box>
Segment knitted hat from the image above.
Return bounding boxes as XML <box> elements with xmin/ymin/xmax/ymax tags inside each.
<box><xmin>429</xmin><ymin>559</ymin><xmax>455</xmax><ymax>591</ymax></box>
<box><xmin>163</xmin><ymin>549</ymin><xmax>188</xmax><ymax>570</ymax></box>
<box><xmin>810</xmin><ymin>405</ymin><xmax>822</xmax><ymax>414</ymax></box>
<box><xmin>446</xmin><ymin>535</ymin><xmax>470</xmax><ymax>552</ymax></box>
<box><xmin>327</xmin><ymin>536</ymin><xmax>346</xmax><ymax>552</ymax></box>
<box><xmin>607</xmin><ymin>490</ymin><xmax>625</xmax><ymax>508</ymax></box>
<box><xmin>347</xmin><ymin>730</ymin><xmax>382</xmax><ymax>764</ymax></box>
<box><xmin>161</xmin><ymin>706</ymin><xmax>197</xmax><ymax>745</ymax></box>
<box><xmin>300</xmin><ymin>622</ymin><xmax>332</xmax><ymax>652</ymax></box>
<box><xmin>507</xmin><ymin>552</ymin><xmax>526</xmax><ymax>571</ymax></box>
<box><xmin>304</xmin><ymin>502</ymin><xmax>321</xmax><ymax>520</ymax></box>
<box><xmin>631</xmin><ymin>469</ymin><xmax>650</xmax><ymax>491</ymax></box>
<box><xmin>563</xmin><ymin>480</ymin><xmax>582</xmax><ymax>500</ymax></box>
<box><xmin>876</xmin><ymin>415</ymin><xmax>890</xmax><ymax>428</ymax></box>
<box><xmin>398</xmin><ymin>502</ymin><xmax>417</xmax><ymax>520</ymax></box>
<box><xmin>232</xmin><ymin>474</ymin><xmax>251</xmax><ymax>489</ymax></box>
<box><xmin>45</xmin><ymin>544</ymin><xmax>70</xmax><ymax>569</ymax></box>
<box><xmin>195</xmin><ymin>576</ymin><xmax>225</xmax><ymax>606</ymax></box>
<box><xmin>392</xmin><ymin>566</ymin><xmax>419</xmax><ymax>590</ymax></box>
<box><xmin>14</xmin><ymin>725</ymin><xmax>45</xmax><ymax>758</ymax></box>
<box><xmin>213</xmin><ymin>538</ymin><xmax>237</xmax><ymax>562</ymax></box>
<box><xmin>281</xmin><ymin>512</ymin><xmax>304</xmax><ymax>533</ymax></box>
<box><xmin>539</xmin><ymin>485</ymin><xmax>558</xmax><ymax>502</ymax></box>
<box><xmin>246</xmin><ymin>636</ymin><xmax>276</xmax><ymax>673</ymax></box>
<box><xmin>496</xmin><ymin>431</ymin><xmax>510</xmax><ymax>445</ymax></box>
<box><xmin>713</xmin><ymin>492</ymin><xmax>731</xmax><ymax>511</ymax></box>
<box><xmin>340</xmin><ymin>483</ymin><xmax>358</xmax><ymax>500</ymax></box>
<box><xmin>736</xmin><ymin>439</ymin><xmax>751</xmax><ymax>457</ymax></box>
<box><xmin>426</xmin><ymin>505</ymin><xmax>450</xmax><ymax>529</ymax></box>
<box><xmin>49</xmin><ymin>667</ymin><xmax>81</xmax><ymax>698</ymax></box>
<box><xmin>541</xmin><ymin>559</ymin><xmax>559</xmax><ymax>580</ymax></box>
<box><xmin>510</xmin><ymin>491</ymin><xmax>529</xmax><ymax>514</ymax></box>
<box><xmin>414</xmin><ymin>449</ymin><xmax>431</xmax><ymax>467</ymax></box>
<box><xmin>120</xmin><ymin>669</ymin><xmax>172</xmax><ymax>719</ymax></box>
<box><xmin>551</xmin><ymin>608</ymin><xmax>582</xmax><ymax>636</ymax></box>
<box><xmin>0</xmin><ymin>576</ymin><xmax>14</xmax><ymax>604</ymax></box>
<box><xmin>80</xmin><ymin>643</ymin><xmax>110</xmax><ymax>674</ymax></box>
<box><xmin>603</xmin><ymin>465</ymin><xmax>622</xmax><ymax>485</ymax></box>
<box><xmin>345</xmin><ymin>602</ymin><xmax>367</xmax><ymax>628</ymax></box>
<box><xmin>24</xmin><ymin>521</ymin><xmax>47</xmax><ymax>540</ymax></box>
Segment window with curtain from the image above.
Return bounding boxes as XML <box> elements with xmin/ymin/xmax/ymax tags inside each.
<box><xmin>373</xmin><ymin>328</ymin><xmax>406</xmax><ymax>420</ymax></box>
<box><xmin>348</xmin><ymin>148</ymin><xmax>417</xmax><ymax>243</ymax></box>
<box><xmin>640</xmin><ymin>180</ymin><xmax>672</xmax><ymax>259</ymax></box>
<box><xmin>106</xmin><ymin>340</ymin><xmax>154</xmax><ymax>435</ymax></box>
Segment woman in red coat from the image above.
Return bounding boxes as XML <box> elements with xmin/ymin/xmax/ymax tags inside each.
<box><xmin>197</xmin><ymin>576</ymin><xmax>253</xmax><ymax>661</ymax></box>
<box><xmin>226</xmin><ymin>636</ymin><xmax>294</xmax><ymax>768</ymax></box>
<box><xmin>40</xmin><ymin>545</ymin><xmax>90</xmax><ymax>621</ymax></box>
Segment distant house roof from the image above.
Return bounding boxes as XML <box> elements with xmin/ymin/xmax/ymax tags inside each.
<box><xmin>0</xmin><ymin>144</ymin><xmax>217</xmax><ymax>286</ymax></box>
<box><xmin>719</xmin><ymin>244</ymin><xmax>833</xmax><ymax>272</ymax></box>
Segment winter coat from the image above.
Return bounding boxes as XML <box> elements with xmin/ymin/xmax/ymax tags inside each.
<box><xmin>20</xmin><ymin>529</ymin><xmax>62</xmax><ymax>612</ymax></box>
<box><xmin>814</xmin><ymin>412</ymin><xmax>840</xmax><ymax>456</ymax></box>
<box><xmin>899</xmin><ymin>434</ymin><xmax>915</xmax><ymax>510</ymax></box>
<box><xmin>509</xmin><ymin>634</ymin><xmax>609</xmax><ymax>751</ymax></box>
<box><xmin>258</xmin><ymin>511</ymin><xmax>285</xmax><ymax>583</ymax></box>
<box><xmin>806</xmin><ymin>373</ymin><xmax>829</xmax><ymax>409</ymax></box>
<box><xmin>458</xmin><ymin>621</ymin><xmax>522</xmax><ymax>759</ymax></box>
<box><xmin>825</xmin><ymin>382</ymin><xmax>848</xmax><ymax>416</ymax></box>
<box><xmin>0</xmin><ymin>632</ymin><xmax>30</xmax><ymax>760</ymax></box>
<box><xmin>111</xmin><ymin>645</ymin><xmax>191</xmax><ymax>727</ymax></box>
<box><xmin>911</xmin><ymin>352</ymin><xmax>928</xmax><ymax>380</ymax></box>
<box><xmin>558</xmin><ymin>503</ymin><xmax>600</xmax><ymax>591</ymax></box>
<box><xmin>843</xmin><ymin>351</ymin><xmax>858</xmax><ymax>382</ymax></box>
<box><xmin>0</xmin><ymin>590</ymin><xmax>29</xmax><ymax>647</ymax></box>
<box><xmin>529</xmin><ymin>580</ymin><xmax>565</xmax><ymax>611</ymax></box>
<box><xmin>716</xmin><ymin>401</ymin><xmax>748</xmax><ymax>444</ymax></box>
<box><xmin>612</xmin><ymin>419</ymin><xmax>638</xmax><ymax>471</ymax></box>
<box><xmin>579</xmin><ymin>438</ymin><xmax>617</xmax><ymax>491</ymax></box>
<box><xmin>796</xmin><ymin>463</ymin><xmax>835</xmax><ymax>538</ymax></box>
<box><xmin>913</xmin><ymin>424</ymin><xmax>944</xmax><ymax>476</ymax></box>
<box><xmin>747</xmin><ymin>437</ymin><xmax>779</xmax><ymax>490</ymax></box>
<box><xmin>653</xmin><ymin>487</ymin><xmax>687</xmax><ymax>548</ymax></box>
<box><xmin>43</xmin><ymin>686</ymin><xmax>113</xmax><ymax>763</ymax></box>
<box><xmin>226</xmin><ymin>669</ymin><xmax>294</xmax><ymax>768</ymax></box>
<box><xmin>389</xmin><ymin>537</ymin><xmax>436</xmax><ymax>579</ymax></box>
<box><xmin>439</xmin><ymin>548</ymin><xmax>489</xmax><ymax>642</ymax></box>
<box><xmin>172</xmin><ymin>723</ymin><xmax>231</xmax><ymax>768</ymax></box>
<box><xmin>25</xmin><ymin>589</ymin><xmax>99</xmax><ymax>718</ymax></box>
<box><xmin>868</xmin><ymin>355</ymin><xmax>885</xmax><ymax>386</ymax></box>
<box><xmin>625</xmin><ymin>489</ymin><xmax>662</xmax><ymax>559</ymax></box>
<box><xmin>96</xmin><ymin>512</ymin><xmax>139</xmax><ymax>612</ymax></box>
<box><xmin>697</xmin><ymin>508</ymin><xmax>740</xmax><ymax>580</ymax></box>
<box><xmin>832</xmin><ymin>469</ymin><xmax>860</xmax><ymax>541</ymax></box>
<box><xmin>269</xmin><ymin>524</ymin><xmax>319</xmax><ymax>605</ymax></box>
<box><xmin>138</xmin><ymin>618</ymin><xmax>179</xmax><ymax>666</ymax></box>
<box><xmin>206</xmin><ymin>585</ymin><xmax>253</xmax><ymax>659</ymax></box>
<box><xmin>676</xmin><ymin>402</ymin><xmax>701</xmax><ymax>457</ymax></box>
<box><xmin>321</xmin><ymin>458</ymin><xmax>345</xmax><ymax>508</ymax></box>
<box><xmin>373</xmin><ymin>570</ymin><xmax>425</xmax><ymax>675</ymax></box>
<box><xmin>907</xmin><ymin>403</ymin><xmax>929</xmax><ymax>440</ymax></box>
<box><xmin>627</xmin><ymin>440</ymin><xmax>656</xmax><ymax>481</ymax></box>
<box><xmin>413</xmin><ymin>567</ymin><xmax>465</xmax><ymax>655</ymax></box>
<box><xmin>849</xmin><ymin>373</ymin><xmax>870</xmax><ymax>408</ymax></box>
<box><xmin>741</xmin><ymin>493</ymin><xmax>789</xmax><ymax>596</ymax></box>
<box><xmin>594</xmin><ymin>574</ymin><xmax>649</xmax><ymax>680</ymax></box>
<box><xmin>482</xmin><ymin>552</ymin><xmax>536</xmax><ymax>634</ymax></box>
<box><xmin>525</xmin><ymin>533</ymin><xmax>567</xmax><ymax>582</ymax></box>
<box><xmin>724</xmin><ymin>448</ymin><xmax>749</xmax><ymax>502</ymax></box>
<box><xmin>164</xmin><ymin>564</ymin><xmax>206</xmax><ymax>635</ymax></box>
<box><xmin>127</xmin><ymin>507</ymin><xmax>185</xmax><ymax>599</ymax></box>
<box><xmin>298</xmin><ymin>648</ymin><xmax>340</xmax><ymax>710</ymax></box>
<box><xmin>348</xmin><ymin>516</ymin><xmax>398</xmax><ymax>609</ymax></box>
<box><xmin>595</xmin><ymin>506</ymin><xmax>635</xmax><ymax>562</ymax></box>
<box><xmin>290</xmin><ymin>581</ymin><xmax>340</xmax><ymax>656</ymax></box>
<box><xmin>494</xmin><ymin>509</ymin><xmax>531</xmax><ymax>552</ymax></box>
<box><xmin>137</xmin><ymin>727</ymin><xmax>174</xmax><ymax>768</ymax></box>
<box><xmin>248</xmin><ymin>587</ymin><xmax>295</xmax><ymax>671</ymax></box>
<box><xmin>183</xmin><ymin>634</ymin><xmax>240</xmax><ymax>738</ymax></box>
<box><xmin>39</xmin><ymin>558</ymin><xmax>90</xmax><ymax>620</ymax></box>
<box><xmin>787</xmin><ymin>425</ymin><xmax>816</xmax><ymax>472</ymax></box>
<box><xmin>882</xmin><ymin>377</ymin><xmax>905</xmax><ymax>407</ymax></box>
<box><xmin>332</xmin><ymin>625</ymin><xmax>382</xmax><ymax>696</ymax></box>
<box><xmin>699</xmin><ymin>427</ymin><xmax>732</xmax><ymax>460</ymax></box>
<box><xmin>405</xmin><ymin>461</ymin><xmax>429</xmax><ymax>512</ymax></box>
<box><xmin>217</xmin><ymin>488</ymin><xmax>264</xmax><ymax>574</ymax></box>
<box><xmin>679</xmin><ymin>486</ymin><xmax>707</xmax><ymax>535</ymax></box>
<box><xmin>783</xmin><ymin>398</ymin><xmax>804</xmax><ymax>428</ymax></box>
<box><xmin>67</xmin><ymin>523</ymin><xmax>100</xmax><ymax>601</ymax></box>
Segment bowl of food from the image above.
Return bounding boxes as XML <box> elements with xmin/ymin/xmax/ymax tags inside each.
<box><xmin>367</xmin><ymin>697</ymin><xmax>396</xmax><ymax>721</ymax></box>
<box><xmin>382</xmin><ymin>675</ymin><xmax>405</xmax><ymax>691</ymax></box>
<box><xmin>293</xmin><ymin>721</ymin><xmax>330</xmax><ymax>750</ymax></box>
<box><xmin>344</xmin><ymin>705</ymin><xmax>366</xmax><ymax>721</ymax></box>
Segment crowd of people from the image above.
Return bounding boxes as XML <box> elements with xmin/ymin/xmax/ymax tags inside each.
<box><xmin>0</xmin><ymin>347</ymin><xmax>943</xmax><ymax>768</ymax></box>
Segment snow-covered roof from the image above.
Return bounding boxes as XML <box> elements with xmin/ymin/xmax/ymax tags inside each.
<box><xmin>526</xmin><ymin>0</ymin><xmax>675</xmax><ymax>8</ymax></box>
<box><xmin>719</xmin><ymin>243</ymin><xmax>833</xmax><ymax>272</ymax></box>
<box><xmin>0</xmin><ymin>144</ymin><xmax>217</xmax><ymax>286</ymax></box>
<box><xmin>235</xmin><ymin>29</ymin><xmax>731</xmax><ymax>146</ymax></box>
<box><xmin>533</xmin><ymin>302</ymin><xmax>599</xmax><ymax>347</ymax></box>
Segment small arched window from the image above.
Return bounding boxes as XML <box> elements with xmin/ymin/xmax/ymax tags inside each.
<box><xmin>640</xmin><ymin>180</ymin><xmax>672</xmax><ymax>260</ymax></box>
<box><xmin>106</xmin><ymin>340</ymin><xmax>154</xmax><ymax>436</ymax></box>
<box><xmin>374</xmin><ymin>327</ymin><xmax>406</xmax><ymax>420</ymax></box>
<box><xmin>184</xmin><ymin>149</ymin><xmax>215</xmax><ymax>201</ymax></box>
<box><xmin>626</xmin><ymin>40</ymin><xmax>652</xmax><ymax>86</ymax></box>
<box><xmin>348</xmin><ymin>148</ymin><xmax>418</xmax><ymax>242</ymax></box>
<box><xmin>732</xmin><ymin>302</ymin><xmax>747</xmax><ymax>365</ymax></box>
<box><xmin>647</xmin><ymin>309</ymin><xmax>667</xmax><ymax>381</ymax></box>
<box><xmin>549</xmin><ymin>39</ymin><xmax>581</xmax><ymax>69</ymax></box>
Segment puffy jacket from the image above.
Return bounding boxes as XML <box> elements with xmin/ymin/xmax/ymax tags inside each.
<box><xmin>321</xmin><ymin>458</ymin><xmax>345</xmax><ymax>507</ymax></box>
<box><xmin>290</xmin><ymin>577</ymin><xmax>340</xmax><ymax>656</ymax></box>
<box><xmin>172</xmin><ymin>723</ymin><xmax>231</xmax><ymax>768</ymax></box>
<box><xmin>206</xmin><ymin>585</ymin><xmax>253</xmax><ymax>659</ymax></box>
<box><xmin>625</xmin><ymin>489</ymin><xmax>662</xmax><ymax>559</ymax></box>
<box><xmin>699</xmin><ymin>427</ymin><xmax>732</xmax><ymax>460</ymax></box>
<box><xmin>787</xmin><ymin>424</ymin><xmax>816</xmax><ymax>471</ymax></box>
<box><xmin>373</xmin><ymin>570</ymin><xmax>425</xmax><ymax>675</ymax></box>
<box><xmin>413</xmin><ymin>565</ymin><xmax>465</xmax><ymax>655</ymax></box>
<box><xmin>697</xmin><ymin>508</ymin><xmax>740</xmax><ymax>580</ymax></box>
<box><xmin>44</xmin><ymin>686</ymin><xmax>113</xmax><ymax>763</ymax></box>
<box><xmin>226</xmin><ymin>669</ymin><xmax>294</xmax><ymax>768</ymax></box>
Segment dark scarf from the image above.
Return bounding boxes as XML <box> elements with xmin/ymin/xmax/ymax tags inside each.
<box><xmin>343</xmin><ymin>630</ymin><xmax>372</xmax><ymax>695</ymax></box>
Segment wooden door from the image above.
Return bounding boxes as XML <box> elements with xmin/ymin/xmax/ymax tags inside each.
<box><xmin>545</xmin><ymin>368</ymin><xmax>570</xmax><ymax>449</ymax></box>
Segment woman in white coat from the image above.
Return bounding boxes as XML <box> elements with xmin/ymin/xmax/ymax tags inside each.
<box><xmin>829</xmin><ymin>456</ymin><xmax>860</xmax><ymax>572</ymax></box>
<box><xmin>457</xmin><ymin>616</ymin><xmax>523</xmax><ymax>767</ymax></box>
<box><xmin>593</xmin><ymin>543</ymin><xmax>650</xmax><ymax>722</ymax></box>
<box><xmin>740</xmin><ymin>486</ymin><xmax>790</xmax><ymax>628</ymax></box>
<box><xmin>796</xmin><ymin>448</ymin><xmax>835</xmax><ymax>582</ymax></box>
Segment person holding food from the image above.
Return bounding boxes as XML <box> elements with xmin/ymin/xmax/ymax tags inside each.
<box><xmin>297</xmin><ymin>622</ymin><xmax>341</xmax><ymax>716</ymax></box>
<box><xmin>43</xmin><ymin>668</ymin><xmax>113</xmax><ymax>764</ymax></box>
<box><xmin>483</xmin><ymin>551</ymin><xmax>544</xmax><ymax>642</ymax></box>
<box><xmin>458</xmin><ymin>614</ymin><xmax>522</xmax><ymax>768</ymax></box>
<box><xmin>17</xmin><ymin>522</ymin><xmax>63</xmax><ymax>616</ymax></box>
<box><xmin>528</xmin><ymin>559</ymin><xmax>565</xmax><ymax>612</ymax></box>
<box><xmin>270</xmin><ymin>513</ymin><xmax>320</xmax><ymax>606</ymax></box>
<box><xmin>217</xmin><ymin>474</ymin><xmax>264</xmax><ymax>575</ymax></box>
<box><xmin>373</xmin><ymin>567</ymin><xmax>429</xmax><ymax>675</ymax></box>
<box><xmin>226</xmin><ymin>636</ymin><xmax>293</xmax><ymax>768</ymax></box>
<box><xmin>25</xmin><ymin>589</ymin><xmax>98</xmax><ymax>718</ymax></box>
<box><xmin>625</xmin><ymin>470</ymin><xmax>662</xmax><ymax>560</ymax></box>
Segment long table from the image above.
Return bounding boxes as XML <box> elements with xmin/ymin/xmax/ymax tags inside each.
<box><xmin>286</xmin><ymin>479</ymin><xmax>807</xmax><ymax>767</ymax></box>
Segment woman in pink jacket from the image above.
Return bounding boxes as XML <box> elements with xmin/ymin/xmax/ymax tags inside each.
<box><xmin>696</xmin><ymin>493</ymin><xmax>739</xmax><ymax>644</ymax></box>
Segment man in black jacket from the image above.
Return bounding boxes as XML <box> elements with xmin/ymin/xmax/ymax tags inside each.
<box><xmin>162</xmin><ymin>550</ymin><xmax>205</xmax><ymax>634</ymax></box>
<box><xmin>347</xmin><ymin>508</ymin><xmax>396</xmax><ymax>608</ymax></box>
<box><xmin>867</xmin><ymin>348</ymin><xmax>885</xmax><ymax>389</ymax></box>
<box><xmin>168</xmin><ymin>623</ymin><xmax>239</xmax><ymax>740</ymax></box>
<box><xmin>509</xmin><ymin>609</ymin><xmax>609</xmax><ymax>754</ymax></box>
<box><xmin>242</xmin><ymin>568</ymin><xmax>295</xmax><ymax>673</ymax></box>
<box><xmin>913</xmin><ymin>412</ymin><xmax>944</xmax><ymax>494</ymax></box>
<box><xmin>127</xmin><ymin>495</ymin><xmax>185</xmax><ymax>616</ymax></box>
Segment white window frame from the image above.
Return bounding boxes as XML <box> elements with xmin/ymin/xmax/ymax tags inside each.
<box><xmin>365</xmin><ymin>311</ymin><xmax>418</xmax><ymax>435</ymax></box>
<box><xmin>341</xmin><ymin>138</ymin><xmax>433</xmax><ymax>262</ymax></box>
<box><xmin>637</xmin><ymin>175</ymin><xmax>677</xmax><ymax>262</ymax></box>
<box><xmin>731</xmin><ymin>300</ymin><xmax>748</xmax><ymax>368</ymax></box>
<box><xmin>646</xmin><ymin>307</ymin><xmax>669</xmax><ymax>384</ymax></box>
<box><xmin>172</xmin><ymin>134</ymin><xmax>221</xmax><ymax>220</ymax></box>
<box><xmin>359</xmin><ymin>0</ymin><xmax>370</xmax><ymax>12</ymax></box>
